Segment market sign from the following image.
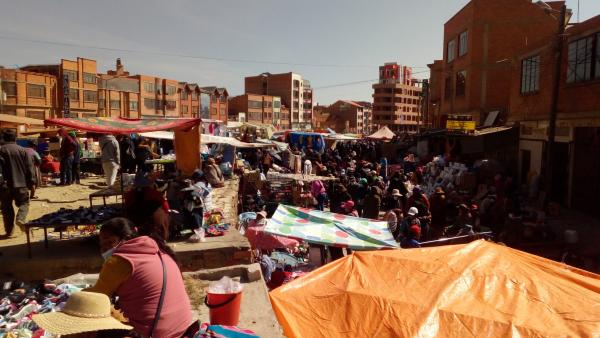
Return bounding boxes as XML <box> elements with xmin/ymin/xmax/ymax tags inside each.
<box><xmin>446</xmin><ymin>119</ymin><xmax>476</xmax><ymax>131</ymax></box>
<box><xmin>62</xmin><ymin>76</ymin><xmax>71</xmax><ymax>118</ymax></box>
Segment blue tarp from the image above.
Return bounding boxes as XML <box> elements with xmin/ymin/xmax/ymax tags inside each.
<box><xmin>288</xmin><ymin>132</ymin><xmax>325</xmax><ymax>153</ymax></box>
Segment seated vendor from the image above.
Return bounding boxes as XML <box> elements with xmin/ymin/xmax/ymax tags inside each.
<box><xmin>40</xmin><ymin>150</ymin><xmax>60</xmax><ymax>174</ymax></box>
<box><xmin>124</xmin><ymin>173</ymin><xmax>170</xmax><ymax>239</ymax></box>
<box><xmin>87</xmin><ymin>217</ymin><xmax>194</xmax><ymax>338</ymax></box>
<box><xmin>203</xmin><ymin>157</ymin><xmax>224</xmax><ymax>188</ymax></box>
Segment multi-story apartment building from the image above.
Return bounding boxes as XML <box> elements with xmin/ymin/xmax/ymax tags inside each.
<box><xmin>179</xmin><ymin>83</ymin><xmax>211</xmax><ymax>118</ymax></box>
<box><xmin>202</xmin><ymin>87</ymin><xmax>229</xmax><ymax>122</ymax></box>
<box><xmin>132</xmin><ymin>75</ymin><xmax>179</xmax><ymax>118</ymax></box>
<box><xmin>228</xmin><ymin>93</ymin><xmax>282</xmax><ymax>126</ymax></box>
<box><xmin>508</xmin><ymin>11</ymin><xmax>600</xmax><ymax>214</ymax></box>
<box><xmin>325</xmin><ymin>100</ymin><xmax>366</xmax><ymax>134</ymax></box>
<box><xmin>312</xmin><ymin>104</ymin><xmax>330</xmax><ymax>130</ymax></box>
<box><xmin>21</xmin><ymin>57</ymin><xmax>98</xmax><ymax>117</ymax></box>
<box><xmin>280</xmin><ymin>105</ymin><xmax>291</xmax><ymax>130</ymax></box>
<box><xmin>97</xmin><ymin>59</ymin><xmax>141</xmax><ymax>118</ymax></box>
<box><xmin>426</xmin><ymin>0</ymin><xmax>560</xmax><ymax>127</ymax></box>
<box><xmin>0</xmin><ymin>67</ymin><xmax>57</xmax><ymax>121</ymax></box>
<box><xmin>245</xmin><ymin>72</ymin><xmax>313</xmax><ymax>130</ymax></box>
<box><xmin>356</xmin><ymin>101</ymin><xmax>373</xmax><ymax>134</ymax></box>
<box><xmin>372</xmin><ymin>63</ymin><xmax>422</xmax><ymax>134</ymax></box>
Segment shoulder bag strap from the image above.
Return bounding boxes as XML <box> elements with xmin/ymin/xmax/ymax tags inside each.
<box><xmin>149</xmin><ymin>252</ymin><xmax>167</xmax><ymax>338</ymax></box>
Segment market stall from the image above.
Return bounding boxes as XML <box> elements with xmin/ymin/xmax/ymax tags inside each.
<box><xmin>270</xmin><ymin>240</ymin><xmax>600</xmax><ymax>337</ymax></box>
<box><xmin>367</xmin><ymin>125</ymin><xmax>395</xmax><ymax>140</ymax></box>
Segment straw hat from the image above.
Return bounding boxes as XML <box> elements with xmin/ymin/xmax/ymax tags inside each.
<box><xmin>33</xmin><ymin>291</ymin><xmax>132</xmax><ymax>335</ymax></box>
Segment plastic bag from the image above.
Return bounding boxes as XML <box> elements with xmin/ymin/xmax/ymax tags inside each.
<box><xmin>188</xmin><ymin>227</ymin><xmax>206</xmax><ymax>243</ymax></box>
<box><xmin>208</xmin><ymin>276</ymin><xmax>243</xmax><ymax>294</ymax></box>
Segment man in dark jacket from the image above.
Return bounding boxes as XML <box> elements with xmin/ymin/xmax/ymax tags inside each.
<box><xmin>0</xmin><ymin>129</ymin><xmax>36</xmax><ymax>237</ymax></box>
<box><xmin>58</xmin><ymin>128</ymin><xmax>77</xmax><ymax>185</ymax></box>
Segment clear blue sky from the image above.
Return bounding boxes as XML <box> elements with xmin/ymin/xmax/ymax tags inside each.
<box><xmin>0</xmin><ymin>0</ymin><xmax>598</xmax><ymax>105</ymax></box>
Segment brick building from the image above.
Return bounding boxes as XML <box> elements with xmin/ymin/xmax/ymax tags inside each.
<box><xmin>245</xmin><ymin>72</ymin><xmax>313</xmax><ymax>130</ymax></box>
<box><xmin>372</xmin><ymin>63</ymin><xmax>423</xmax><ymax>134</ymax></box>
<box><xmin>355</xmin><ymin>101</ymin><xmax>373</xmax><ymax>134</ymax></box>
<box><xmin>427</xmin><ymin>0</ymin><xmax>560</xmax><ymax>127</ymax></box>
<box><xmin>312</xmin><ymin>104</ymin><xmax>330</xmax><ymax>130</ymax></box>
<box><xmin>202</xmin><ymin>87</ymin><xmax>229</xmax><ymax>122</ymax></box>
<box><xmin>228</xmin><ymin>93</ymin><xmax>282</xmax><ymax>126</ymax></box>
<box><xmin>179</xmin><ymin>83</ymin><xmax>212</xmax><ymax>118</ymax></box>
<box><xmin>21</xmin><ymin>57</ymin><xmax>98</xmax><ymax>118</ymax></box>
<box><xmin>324</xmin><ymin>100</ymin><xmax>367</xmax><ymax>134</ymax></box>
<box><xmin>0</xmin><ymin>67</ymin><xmax>57</xmax><ymax>121</ymax></box>
<box><xmin>509</xmin><ymin>12</ymin><xmax>600</xmax><ymax>214</ymax></box>
<box><xmin>97</xmin><ymin>59</ymin><xmax>140</xmax><ymax>118</ymax></box>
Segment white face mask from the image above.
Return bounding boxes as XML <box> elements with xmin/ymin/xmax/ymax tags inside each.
<box><xmin>101</xmin><ymin>242</ymin><xmax>121</xmax><ymax>260</ymax></box>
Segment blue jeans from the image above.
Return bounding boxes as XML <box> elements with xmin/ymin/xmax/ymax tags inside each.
<box><xmin>316</xmin><ymin>193</ymin><xmax>327</xmax><ymax>211</ymax></box>
<box><xmin>60</xmin><ymin>155</ymin><xmax>74</xmax><ymax>185</ymax></box>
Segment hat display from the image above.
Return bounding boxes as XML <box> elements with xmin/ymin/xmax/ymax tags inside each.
<box><xmin>407</xmin><ymin>207</ymin><xmax>419</xmax><ymax>216</ymax></box>
<box><xmin>33</xmin><ymin>291</ymin><xmax>132</xmax><ymax>335</ymax></box>
<box><xmin>391</xmin><ymin>189</ymin><xmax>402</xmax><ymax>197</ymax></box>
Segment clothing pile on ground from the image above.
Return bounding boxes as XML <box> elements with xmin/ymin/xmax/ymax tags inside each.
<box><xmin>26</xmin><ymin>206</ymin><xmax>120</xmax><ymax>226</ymax></box>
<box><xmin>0</xmin><ymin>281</ymin><xmax>83</xmax><ymax>337</ymax></box>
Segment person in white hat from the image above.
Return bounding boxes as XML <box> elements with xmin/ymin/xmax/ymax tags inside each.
<box><xmin>33</xmin><ymin>291</ymin><xmax>132</xmax><ymax>337</ymax></box>
<box><xmin>398</xmin><ymin>207</ymin><xmax>421</xmax><ymax>241</ymax></box>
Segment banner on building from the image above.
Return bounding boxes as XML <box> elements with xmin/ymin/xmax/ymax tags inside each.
<box><xmin>62</xmin><ymin>76</ymin><xmax>71</xmax><ymax>118</ymax></box>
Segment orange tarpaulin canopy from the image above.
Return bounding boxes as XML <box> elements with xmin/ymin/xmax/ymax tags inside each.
<box><xmin>269</xmin><ymin>240</ymin><xmax>600</xmax><ymax>337</ymax></box>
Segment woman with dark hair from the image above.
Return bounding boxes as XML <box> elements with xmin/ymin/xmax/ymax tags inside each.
<box><xmin>87</xmin><ymin>217</ymin><xmax>193</xmax><ymax>338</ymax></box>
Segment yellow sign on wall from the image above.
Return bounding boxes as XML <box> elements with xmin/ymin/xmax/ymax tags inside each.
<box><xmin>446</xmin><ymin>120</ymin><xmax>476</xmax><ymax>131</ymax></box>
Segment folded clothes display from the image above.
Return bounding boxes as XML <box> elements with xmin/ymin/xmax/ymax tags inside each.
<box><xmin>27</xmin><ymin>206</ymin><xmax>120</xmax><ymax>226</ymax></box>
<box><xmin>0</xmin><ymin>281</ymin><xmax>82</xmax><ymax>337</ymax></box>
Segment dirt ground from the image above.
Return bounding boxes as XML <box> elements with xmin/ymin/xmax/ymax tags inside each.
<box><xmin>0</xmin><ymin>176</ymin><xmax>109</xmax><ymax>247</ymax></box>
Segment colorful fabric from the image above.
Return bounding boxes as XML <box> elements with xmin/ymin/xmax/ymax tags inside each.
<box><xmin>194</xmin><ymin>324</ymin><xmax>259</xmax><ymax>338</ymax></box>
<box><xmin>45</xmin><ymin>117</ymin><xmax>200</xmax><ymax>133</ymax></box>
<box><xmin>265</xmin><ymin>204</ymin><xmax>399</xmax><ymax>249</ymax></box>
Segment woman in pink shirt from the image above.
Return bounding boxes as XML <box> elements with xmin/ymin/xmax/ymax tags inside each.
<box><xmin>311</xmin><ymin>180</ymin><xmax>328</xmax><ymax>211</ymax></box>
<box><xmin>88</xmin><ymin>215</ymin><xmax>194</xmax><ymax>338</ymax></box>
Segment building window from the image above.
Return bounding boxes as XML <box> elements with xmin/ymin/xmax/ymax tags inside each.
<box><xmin>26</xmin><ymin>84</ymin><xmax>45</xmax><ymax>98</ymax></box>
<box><xmin>459</xmin><ymin>31</ymin><xmax>468</xmax><ymax>56</ymax></box>
<box><xmin>521</xmin><ymin>55</ymin><xmax>540</xmax><ymax>94</ymax></box>
<box><xmin>26</xmin><ymin>111</ymin><xmax>45</xmax><ymax>120</ymax></box>
<box><xmin>144</xmin><ymin>98</ymin><xmax>156</xmax><ymax>109</ymax></box>
<box><xmin>69</xmin><ymin>88</ymin><xmax>79</xmax><ymax>101</ymax></box>
<box><xmin>273</xmin><ymin>100</ymin><xmax>281</xmax><ymax>108</ymax></box>
<box><xmin>110</xmin><ymin>100</ymin><xmax>120</xmax><ymax>109</ymax></box>
<box><xmin>144</xmin><ymin>82</ymin><xmax>155</xmax><ymax>93</ymax></box>
<box><xmin>220</xmin><ymin>108</ymin><xmax>226</xmax><ymax>116</ymax></box>
<box><xmin>83</xmin><ymin>72</ymin><xmax>97</xmax><ymax>84</ymax></box>
<box><xmin>455</xmin><ymin>71</ymin><xmax>466</xmax><ymax>96</ymax></box>
<box><xmin>444</xmin><ymin>77</ymin><xmax>452</xmax><ymax>99</ymax></box>
<box><xmin>165</xmin><ymin>100</ymin><xmax>176</xmax><ymax>111</ymax></box>
<box><xmin>212</xmin><ymin>108</ymin><xmax>217</xmax><ymax>116</ymax></box>
<box><xmin>181</xmin><ymin>105</ymin><xmax>189</xmax><ymax>113</ymax></box>
<box><xmin>63</xmin><ymin>70</ymin><xmax>78</xmax><ymax>82</ymax></box>
<box><xmin>263</xmin><ymin>100</ymin><xmax>272</xmax><ymax>108</ymax></box>
<box><xmin>191</xmin><ymin>92</ymin><xmax>198</xmax><ymax>100</ymax></box>
<box><xmin>2</xmin><ymin>82</ymin><xmax>16</xmax><ymax>96</ymax></box>
<box><xmin>83</xmin><ymin>90</ymin><xmax>97</xmax><ymax>102</ymax></box>
<box><xmin>166</xmin><ymin>85</ymin><xmax>176</xmax><ymax>95</ymax></box>
<box><xmin>249</xmin><ymin>100</ymin><xmax>262</xmax><ymax>109</ymax></box>
<box><xmin>447</xmin><ymin>39</ymin><xmax>456</xmax><ymax>62</ymax></box>
<box><xmin>181</xmin><ymin>91</ymin><xmax>189</xmax><ymax>100</ymax></box>
<box><xmin>567</xmin><ymin>35</ymin><xmax>597</xmax><ymax>83</ymax></box>
<box><xmin>129</xmin><ymin>101</ymin><xmax>138</xmax><ymax>111</ymax></box>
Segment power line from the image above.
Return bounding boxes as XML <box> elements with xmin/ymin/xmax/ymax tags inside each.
<box><xmin>314</xmin><ymin>69</ymin><xmax>431</xmax><ymax>90</ymax></box>
<box><xmin>0</xmin><ymin>34</ymin><xmax>429</xmax><ymax>70</ymax></box>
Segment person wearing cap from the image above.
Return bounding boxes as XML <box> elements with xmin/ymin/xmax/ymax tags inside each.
<box><xmin>385</xmin><ymin>188</ymin><xmax>403</xmax><ymax>211</ymax></box>
<box><xmin>87</xmin><ymin>217</ymin><xmax>193</xmax><ymax>338</ymax></box>
<box><xmin>429</xmin><ymin>187</ymin><xmax>447</xmax><ymax>239</ymax></box>
<box><xmin>0</xmin><ymin>128</ymin><xmax>36</xmax><ymax>238</ymax></box>
<box><xmin>32</xmin><ymin>291</ymin><xmax>133</xmax><ymax>337</ymax></box>
<box><xmin>401</xmin><ymin>225</ymin><xmax>421</xmax><ymax>249</ymax></box>
<box><xmin>398</xmin><ymin>207</ymin><xmax>421</xmax><ymax>241</ymax></box>
<box><xmin>444</xmin><ymin>204</ymin><xmax>475</xmax><ymax>237</ymax></box>
<box><xmin>384</xmin><ymin>208</ymin><xmax>403</xmax><ymax>239</ymax></box>
<box><xmin>341</xmin><ymin>200</ymin><xmax>359</xmax><ymax>217</ymax></box>
<box><xmin>406</xmin><ymin>186</ymin><xmax>431</xmax><ymax>239</ymax></box>
<box><xmin>180</xmin><ymin>169</ymin><xmax>210</xmax><ymax>230</ymax></box>
<box><xmin>124</xmin><ymin>172</ymin><xmax>171</xmax><ymax>239</ymax></box>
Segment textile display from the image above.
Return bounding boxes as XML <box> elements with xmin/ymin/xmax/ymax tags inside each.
<box><xmin>264</xmin><ymin>204</ymin><xmax>398</xmax><ymax>250</ymax></box>
<box><xmin>45</xmin><ymin>117</ymin><xmax>200</xmax><ymax>133</ymax></box>
<box><xmin>269</xmin><ymin>240</ymin><xmax>600</xmax><ymax>338</ymax></box>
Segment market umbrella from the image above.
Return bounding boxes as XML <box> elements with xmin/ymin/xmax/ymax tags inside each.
<box><xmin>245</xmin><ymin>224</ymin><xmax>300</xmax><ymax>250</ymax></box>
<box><xmin>270</xmin><ymin>240</ymin><xmax>600</xmax><ymax>338</ymax></box>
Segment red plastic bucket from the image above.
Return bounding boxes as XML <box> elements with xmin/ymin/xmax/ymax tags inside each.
<box><xmin>205</xmin><ymin>291</ymin><xmax>242</xmax><ymax>326</ymax></box>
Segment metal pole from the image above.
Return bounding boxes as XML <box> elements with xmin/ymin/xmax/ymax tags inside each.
<box><xmin>545</xmin><ymin>3</ymin><xmax>566</xmax><ymax>204</ymax></box>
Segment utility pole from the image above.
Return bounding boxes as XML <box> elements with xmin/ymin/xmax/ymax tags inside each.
<box><xmin>545</xmin><ymin>3</ymin><xmax>567</xmax><ymax>204</ymax></box>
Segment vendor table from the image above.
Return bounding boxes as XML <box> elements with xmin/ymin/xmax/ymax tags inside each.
<box><xmin>266</xmin><ymin>172</ymin><xmax>339</xmax><ymax>183</ymax></box>
<box><xmin>89</xmin><ymin>187</ymin><xmax>123</xmax><ymax>208</ymax></box>
<box><xmin>23</xmin><ymin>223</ymin><xmax>96</xmax><ymax>258</ymax></box>
<box><xmin>145</xmin><ymin>158</ymin><xmax>176</xmax><ymax>173</ymax></box>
